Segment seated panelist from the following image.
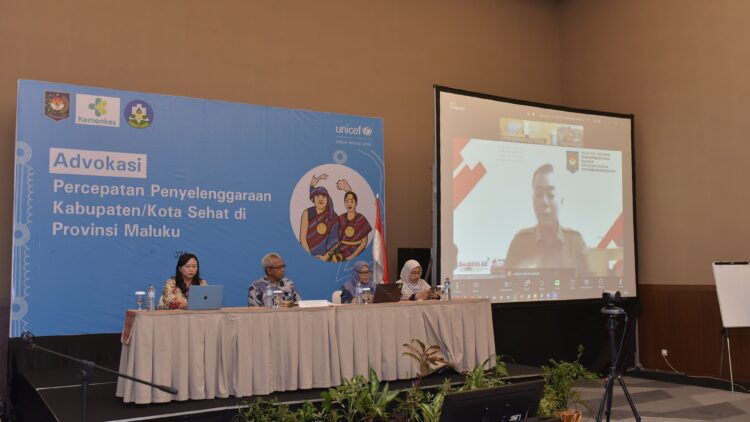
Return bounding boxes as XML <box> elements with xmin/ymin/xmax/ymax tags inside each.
<box><xmin>161</xmin><ymin>253</ymin><xmax>207</xmax><ymax>310</ymax></box>
<box><xmin>340</xmin><ymin>261</ymin><xmax>376</xmax><ymax>304</ymax></box>
<box><xmin>399</xmin><ymin>259</ymin><xmax>439</xmax><ymax>301</ymax></box>
<box><xmin>248</xmin><ymin>252</ymin><xmax>301</xmax><ymax>307</ymax></box>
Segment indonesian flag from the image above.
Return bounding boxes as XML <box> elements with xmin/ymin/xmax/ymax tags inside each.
<box><xmin>373</xmin><ymin>194</ymin><xmax>390</xmax><ymax>284</ymax></box>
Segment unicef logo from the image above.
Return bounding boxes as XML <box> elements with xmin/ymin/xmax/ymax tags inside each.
<box><xmin>335</xmin><ymin>125</ymin><xmax>374</xmax><ymax>137</ymax></box>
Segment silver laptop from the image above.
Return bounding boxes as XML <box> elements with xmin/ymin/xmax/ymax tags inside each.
<box><xmin>188</xmin><ymin>285</ymin><xmax>224</xmax><ymax>310</ymax></box>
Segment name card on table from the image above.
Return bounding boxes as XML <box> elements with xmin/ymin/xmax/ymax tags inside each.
<box><xmin>298</xmin><ymin>300</ymin><xmax>332</xmax><ymax>308</ymax></box>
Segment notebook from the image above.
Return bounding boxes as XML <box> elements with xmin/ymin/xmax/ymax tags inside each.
<box><xmin>188</xmin><ymin>285</ymin><xmax>224</xmax><ymax>310</ymax></box>
<box><xmin>372</xmin><ymin>283</ymin><xmax>402</xmax><ymax>303</ymax></box>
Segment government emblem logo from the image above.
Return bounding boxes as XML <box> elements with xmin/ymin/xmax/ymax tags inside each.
<box><xmin>44</xmin><ymin>91</ymin><xmax>70</xmax><ymax>121</ymax></box>
<box><xmin>566</xmin><ymin>150</ymin><xmax>579</xmax><ymax>174</ymax></box>
<box><xmin>124</xmin><ymin>100</ymin><xmax>153</xmax><ymax>129</ymax></box>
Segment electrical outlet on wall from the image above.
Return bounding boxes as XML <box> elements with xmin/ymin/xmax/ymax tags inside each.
<box><xmin>661</xmin><ymin>349</ymin><xmax>668</xmax><ymax>357</ymax></box>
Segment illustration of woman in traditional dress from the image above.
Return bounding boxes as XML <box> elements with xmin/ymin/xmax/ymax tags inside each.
<box><xmin>299</xmin><ymin>174</ymin><xmax>340</xmax><ymax>259</ymax></box>
<box><xmin>321</xmin><ymin>179</ymin><xmax>372</xmax><ymax>262</ymax></box>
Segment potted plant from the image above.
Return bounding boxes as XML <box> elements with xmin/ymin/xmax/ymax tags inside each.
<box><xmin>538</xmin><ymin>345</ymin><xmax>598</xmax><ymax>422</ymax></box>
<box><xmin>402</xmin><ymin>339</ymin><xmax>449</xmax><ymax>382</ymax></box>
<box><xmin>235</xmin><ymin>397</ymin><xmax>323</xmax><ymax>422</ymax></box>
<box><xmin>320</xmin><ymin>368</ymin><xmax>399</xmax><ymax>421</ymax></box>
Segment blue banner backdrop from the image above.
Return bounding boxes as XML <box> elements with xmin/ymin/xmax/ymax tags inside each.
<box><xmin>12</xmin><ymin>80</ymin><xmax>385</xmax><ymax>336</ymax></box>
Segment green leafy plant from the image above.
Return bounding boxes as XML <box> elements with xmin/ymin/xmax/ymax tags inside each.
<box><xmin>460</xmin><ymin>365</ymin><xmax>501</xmax><ymax>391</ymax></box>
<box><xmin>320</xmin><ymin>374</ymin><xmax>367</xmax><ymax>421</ymax></box>
<box><xmin>538</xmin><ymin>345</ymin><xmax>598</xmax><ymax>417</ymax></box>
<box><xmin>237</xmin><ymin>351</ymin><xmax>517</xmax><ymax>422</ymax></box>
<box><xmin>235</xmin><ymin>397</ymin><xmax>322</xmax><ymax>422</ymax></box>
<box><xmin>412</xmin><ymin>379</ymin><xmax>452</xmax><ymax>422</ymax></box>
<box><xmin>361</xmin><ymin>368</ymin><xmax>400</xmax><ymax>421</ymax></box>
<box><xmin>402</xmin><ymin>339</ymin><xmax>449</xmax><ymax>380</ymax></box>
<box><xmin>493</xmin><ymin>354</ymin><xmax>511</xmax><ymax>378</ymax></box>
<box><xmin>394</xmin><ymin>355</ymin><xmax>511</xmax><ymax>421</ymax></box>
<box><xmin>416</xmin><ymin>389</ymin><xmax>446</xmax><ymax>422</ymax></box>
<box><xmin>320</xmin><ymin>368</ymin><xmax>399</xmax><ymax>421</ymax></box>
<box><xmin>457</xmin><ymin>356</ymin><xmax>507</xmax><ymax>391</ymax></box>
<box><xmin>393</xmin><ymin>385</ymin><xmax>429</xmax><ymax>422</ymax></box>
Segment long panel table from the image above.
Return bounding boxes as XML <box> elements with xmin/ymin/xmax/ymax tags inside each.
<box><xmin>116</xmin><ymin>298</ymin><xmax>495</xmax><ymax>404</ymax></box>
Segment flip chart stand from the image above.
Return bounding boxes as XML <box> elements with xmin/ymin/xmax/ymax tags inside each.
<box><xmin>719</xmin><ymin>327</ymin><xmax>735</xmax><ymax>392</ymax></box>
<box><xmin>712</xmin><ymin>261</ymin><xmax>750</xmax><ymax>393</ymax></box>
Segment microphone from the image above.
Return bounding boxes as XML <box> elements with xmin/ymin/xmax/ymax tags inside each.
<box><xmin>160</xmin><ymin>385</ymin><xmax>179</xmax><ymax>395</ymax></box>
<box><xmin>21</xmin><ymin>331</ymin><xmax>35</xmax><ymax>345</ymax></box>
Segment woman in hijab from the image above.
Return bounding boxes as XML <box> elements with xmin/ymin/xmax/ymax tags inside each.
<box><xmin>340</xmin><ymin>261</ymin><xmax>376</xmax><ymax>304</ymax></box>
<box><xmin>399</xmin><ymin>259</ymin><xmax>438</xmax><ymax>301</ymax></box>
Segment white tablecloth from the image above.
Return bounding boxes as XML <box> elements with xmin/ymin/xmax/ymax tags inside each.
<box><xmin>116</xmin><ymin>298</ymin><xmax>495</xmax><ymax>404</ymax></box>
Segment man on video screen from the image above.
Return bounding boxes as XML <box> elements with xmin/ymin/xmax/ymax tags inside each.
<box><xmin>502</xmin><ymin>163</ymin><xmax>590</xmax><ymax>276</ymax></box>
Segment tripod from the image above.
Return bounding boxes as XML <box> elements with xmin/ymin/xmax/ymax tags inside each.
<box><xmin>596</xmin><ymin>306</ymin><xmax>641</xmax><ymax>422</ymax></box>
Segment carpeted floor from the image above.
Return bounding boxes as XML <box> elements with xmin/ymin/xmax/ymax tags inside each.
<box><xmin>575</xmin><ymin>376</ymin><xmax>750</xmax><ymax>421</ymax></box>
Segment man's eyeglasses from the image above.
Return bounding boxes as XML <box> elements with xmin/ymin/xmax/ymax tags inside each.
<box><xmin>268</xmin><ymin>264</ymin><xmax>287</xmax><ymax>270</ymax></box>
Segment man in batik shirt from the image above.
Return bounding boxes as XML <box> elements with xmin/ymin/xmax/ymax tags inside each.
<box><xmin>248</xmin><ymin>252</ymin><xmax>301</xmax><ymax>306</ymax></box>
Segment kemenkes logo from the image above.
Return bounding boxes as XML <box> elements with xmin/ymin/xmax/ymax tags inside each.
<box><xmin>75</xmin><ymin>94</ymin><xmax>120</xmax><ymax>127</ymax></box>
<box><xmin>335</xmin><ymin>125</ymin><xmax>373</xmax><ymax>137</ymax></box>
<box><xmin>49</xmin><ymin>148</ymin><xmax>147</xmax><ymax>179</ymax></box>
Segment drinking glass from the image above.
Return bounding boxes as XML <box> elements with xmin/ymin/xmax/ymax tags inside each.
<box><xmin>361</xmin><ymin>288</ymin><xmax>372</xmax><ymax>304</ymax></box>
<box><xmin>135</xmin><ymin>291</ymin><xmax>146</xmax><ymax>310</ymax></box>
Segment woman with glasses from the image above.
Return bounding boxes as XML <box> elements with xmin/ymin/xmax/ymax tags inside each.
<box><xmin>340</xmin><ymin>261</ymin><xmax>375</xmax><ymax>304</ymax></box>
<box><xmin>160</xmin><ymin>252</ymin><xmax>208</xmax><ymax>310</ymax></box>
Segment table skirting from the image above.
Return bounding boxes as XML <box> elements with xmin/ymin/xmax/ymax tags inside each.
<box><xmin>116</xmin><ymin>298</ymin><xmax>495</xmax><ymax>404</ymax></box>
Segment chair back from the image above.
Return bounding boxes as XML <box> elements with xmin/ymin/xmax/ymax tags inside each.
<box><xmin>331</xmin><ymin>290</ymin><xmax>342</xmax><ymax>304</ymax></box>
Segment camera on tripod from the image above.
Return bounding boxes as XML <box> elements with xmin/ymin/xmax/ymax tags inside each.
<box><xmin>602</xmin><ymin>290</ymin><xmax>622</xmax><ymax>307</ymax></box>
<box><xmin>595</xmin><ymin>290</ymin><xmax>641</xmax><ymax>422</ymax></box>
<box><xmin>601</xmin><ymin>291</ymin><xmax>625</xmax><ymax>316</ymax></box>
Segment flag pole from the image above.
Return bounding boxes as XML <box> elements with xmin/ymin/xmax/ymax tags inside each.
<box><xmin>373</xmin><ymin>193</ymin><xmax>389</xmax><ymax>284</ymax></box>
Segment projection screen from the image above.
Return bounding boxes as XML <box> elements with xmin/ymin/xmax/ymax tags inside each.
<box><xmin>435</xmin><ymin>87</ymin><xmax>637</xmax><ymax>303</ymax></box>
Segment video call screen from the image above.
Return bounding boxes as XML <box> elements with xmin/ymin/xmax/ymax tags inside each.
<box><xmin>436</xmin><ymin>87</ymin><xmax>637</xmax><ymax>303</ymax></box>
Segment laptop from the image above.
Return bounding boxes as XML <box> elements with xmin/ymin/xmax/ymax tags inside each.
<box><xmin>372</xmin><ymin>283</ymin><xmax>402</xmax><ymax>303</ymax></box>
<box><xmin>188</xmin><ymin>285</ymin><xmax>224</xmax><ymax>310</ymax></box>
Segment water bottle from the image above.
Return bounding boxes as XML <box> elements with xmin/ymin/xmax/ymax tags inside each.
<box><xmin>147</xmin><ymin>284</ymin><xmax>156</xmax><ymax>311</ymax></box>
<box><xmin>443</xmin><ymin>277</ymin><xmax>452</xmax><ymax>301</ymax></box>
<box><xmin>273</xmin><ymin>290</ymin><xmax>283</xmax><ymax>308</ymax></box>
<box><xmin>355</xmin><ymin>284</ymin><xmax>363</xmax><ymax>304</ymax></box>
<box><xmin>264</xmin><ymin>285</ymin><xmax>274</xmax><ymax>308</ymax></box>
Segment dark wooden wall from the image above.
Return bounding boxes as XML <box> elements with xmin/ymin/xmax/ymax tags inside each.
<box><xmin>638</xmin><ymin>284</ymin><xmax>750</xmax><ymax>381</ymax></box>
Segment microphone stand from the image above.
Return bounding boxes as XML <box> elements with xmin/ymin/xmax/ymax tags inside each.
<box><xmin>21</xmin><ymin>331</ymin><xmax>178</xmax><ymax>422</ymax></box>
